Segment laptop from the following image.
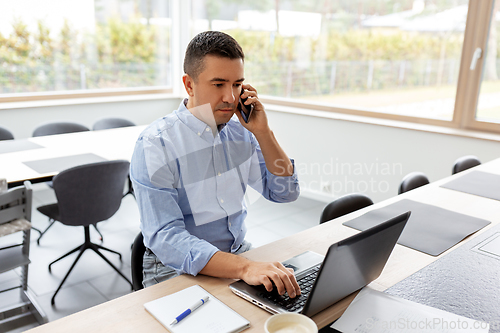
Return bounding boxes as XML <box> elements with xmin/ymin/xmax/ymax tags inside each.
<box><xmin>229</xmin><ymin>211</ymin><xmax>410</xmax><ymax>317</ymax></box>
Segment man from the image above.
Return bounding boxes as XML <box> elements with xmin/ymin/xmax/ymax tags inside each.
<box><xmin>130</xmin><ymin>31</ymin><xmax>301</xmax><ymax>298</ymax></box>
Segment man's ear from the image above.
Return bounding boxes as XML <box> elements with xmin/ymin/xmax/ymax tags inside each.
<box><xmin>183</xmin><ymin>74</ymin><xmax>195</xmax><ymax>97</ymax></box>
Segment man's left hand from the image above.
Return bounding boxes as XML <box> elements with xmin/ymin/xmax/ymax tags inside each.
<box><xmin>235</xmin><ymin>84</ymin><xmax>270</xmax><ymax>136</ymax></box>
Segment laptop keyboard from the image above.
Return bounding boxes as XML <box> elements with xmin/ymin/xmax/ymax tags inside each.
<box><xmin>262</xmin><ymin>265</ymin><xmax>321</xmax><ymax>312</ymax></box>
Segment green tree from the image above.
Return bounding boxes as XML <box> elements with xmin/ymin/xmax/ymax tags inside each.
<box><xmin>59</xmin><ymin>19</ymin><xmax>74</xmax><ymax>64</ymax></box>
<box><xmin>96</xmin><ymin>15</ymin><xmax>156</xmax><ymax>63</ymax></box>
<box><xmin>35</xmin><ymin>20</ymin><xmax>54</xmax><ymax>65</ymax></box>
<box><xmin>5</xmin><ymin>18</ymin><xmax>31</xmax><ymax>65</ymax></box>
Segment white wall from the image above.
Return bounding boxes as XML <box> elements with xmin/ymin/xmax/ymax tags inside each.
<box><xmin>2</xmin><ymin>97</ymin><xmax>498</xmax><ymax>204</ymax></box>
<box><xmin>0</xmin><ymin>97</ymin><xmax>183</xmax><ymax>139</ymax></box>
<box><xmin>265</xmin><ymin>107</ymin><xmax>500</xmax><ymax>203</ymax></box>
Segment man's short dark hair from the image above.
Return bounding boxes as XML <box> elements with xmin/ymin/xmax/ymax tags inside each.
<box><xmin>184</xmin><ymin>31</ymin><xmax>244</xmax><ymax>81</ymax></box>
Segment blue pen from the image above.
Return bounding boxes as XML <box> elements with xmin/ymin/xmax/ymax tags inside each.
<box><xmin>169</xmin><ymin>296</ymin><xmax>209</xmax><ymax>325</ymax></box>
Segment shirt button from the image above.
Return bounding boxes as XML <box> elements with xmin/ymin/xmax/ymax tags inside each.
<box><xmin>197</xmin><ymin>132</ymin><xmax>201</xmax><ymax>136</ymax></box>
<box><xmin>217</xmin><ymin>172</ymin><xmax>221</xmax><ymax>177</ymax></box>
<box><xmin>220</xmin><ymin>199</ymin><xmax>224</xmax><ymax>203</ymax></box>
<box><xmin>205</xmin><ymin>128</ymin><xmax>210</xmax><ymax>132</ymax></box>
<box><xmin>228</xmin><ymin>222</ymin><xmax>232</xmax><ymax>227</ymax></box>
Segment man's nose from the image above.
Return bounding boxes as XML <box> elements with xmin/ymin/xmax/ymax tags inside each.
<box><xmin>222</xmin><ymin>86</ymin><xmax>236</xmax><ymax>104</ymax></box>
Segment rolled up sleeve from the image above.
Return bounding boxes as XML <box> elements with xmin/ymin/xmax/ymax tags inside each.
<box><xmin>247</xmin><ymin>136</ymin><xmax>300</xmax><ymax>203</ymax></box>
<box><xmin>265</xmin><ymin>159</ymin><xmax>300</xmax><ymax>203</ymax></box>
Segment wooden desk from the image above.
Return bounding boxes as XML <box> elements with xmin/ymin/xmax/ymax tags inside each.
<box><xmin>0</xmin><ymin>126</ymin><xmax>146</xmax><ymax>187</ymax></box>
<box><xmin>25</xmin><ymin>158</ymin><xmax>500</xmax><ymax>332</ymax></box>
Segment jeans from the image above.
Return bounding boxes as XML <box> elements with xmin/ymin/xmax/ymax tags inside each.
<box><xmin>142</xmin><ymin>240</ymin><xmax>253</xmax><ymax>288</ymax></box>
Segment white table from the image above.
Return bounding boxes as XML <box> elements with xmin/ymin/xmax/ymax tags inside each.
<box><xmin>24</xmin><ymin>158</ymin><xmax>500</xmax><ymax>332</ymax></box>
<box><xmin>0</xmin><ymin>126</ymin><xmax>146</xmax><ymax>187</ymax></box>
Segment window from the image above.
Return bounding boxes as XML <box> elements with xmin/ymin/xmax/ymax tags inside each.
<box><xmin>0</xmin><ymin>0</ymin><xmax>171</xmax><ymax>96</ymax></box>
<box><xmin>454</xmin><ymin>0</ymin><xmax>500</xmax><ymax>133</ymax></box>
<box><xmin>190</xmin><ymin>0</ymin><xmax>500</xmax><ymax>133</ymax></box>
<box><xmin>2</xmin><ymin>0</ymin><xmax>498</xmax><ymax>134</ymax></box>
<box><xmin>475</xmin><ymin>1</ymin><xmax>500</xmax><ymax>124</ymax></box>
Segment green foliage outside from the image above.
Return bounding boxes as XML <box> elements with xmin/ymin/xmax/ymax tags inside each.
<box><xmin>96</xmin><ymin>16</ymin><xmax>157</xmax><ymax>64</ymax></box>
<box><xmin>0</xmin><ymin>16</ymin><xmax>166</xmax><ymax>93</ymax></box>
<box><xmin>0</xmin><ymin>14</ymin><xmax>498</xmax><ymax>96</ymax></box>
<box><xmin>228</xmin><ymin>29</ymin><xmax>465</xmax><ymax>63</ymax></box>
<box><xmin>227</xmin><ymin>29</ymin><xmax>470</xmax><ymax>96</ymax></box>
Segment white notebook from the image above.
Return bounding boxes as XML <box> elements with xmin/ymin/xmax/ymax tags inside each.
<box><xmin>144</xmin><ymin>284</ymin><xmax>250</xmax><ymax>333</ymax></box>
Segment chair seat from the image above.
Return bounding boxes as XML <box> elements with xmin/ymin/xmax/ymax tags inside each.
<box><xmin>37</xmin><ymin>204</ymin><xmax>60</xmax><ymax>221</ymax></box>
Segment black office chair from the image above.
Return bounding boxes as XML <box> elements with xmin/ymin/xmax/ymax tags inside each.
<box><xmin>92</xmin><ymin>118</ymin><xmax>136</xmax><ymax>198</ymax></box>
<box><xmin>92</xmin><ymin>117</ymin><xmax>136</xmax><ymax>131</ymax></box>
<box><xmin>398</xmin><ymin>172</ymin><xmax>430</xmax><ymax>194</ymax></box>
<box><xmin>32</xmin><ymin>122</ymin><xmax>105</xmax><ymax>243</ymax></box>
<box><xmin>0</xmin><ymin>126</ymin><xmax>14</xmax><ymax>140</ymax></box>
<box><xmin>32</xmin><ymin>122</ymin><xmax>90</xmax><ymax>137</ymax></box>
<box><xmin>320</xmin><ymin>193</ymin><xmax>374</xmax><ymax>224</ymax></box>
<box><xmin>131</xmin><ymin>232</ymin><xmax>146</xmax><ymax>291</ymax></box>
<box><xmin>36</xmin><ymin>160</ymin><xmax>133</xmax><ymax>304</ymax></box>
<box><xmin>452</xmin><ymin>155</ymin><xmax>481</xmax><ymax>175</ymax></box>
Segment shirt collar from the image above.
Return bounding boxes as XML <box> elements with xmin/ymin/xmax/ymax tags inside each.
<box><xmin>175</xmin><ymin>99</ymin><xmax>211</xmax><ymax>136</ymax></box>
<box><xmin>175</xmin><ymin>98</ymin><xmax>229</xmax><ymax>136</ymax></box>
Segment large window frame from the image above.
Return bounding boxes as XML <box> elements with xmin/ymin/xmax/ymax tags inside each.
<box><xmin>455</xmin><ymin>0</ymin><xmax>500</xmax><ymax>133</ymax></box>
<box><xmin>0</xmin><ymin>0</ymin><xmax>498</xmax><ymax>135</ymax></box>
<box><xmin>261</xmin><ymin>0</ymin><xmax>499</xmax><ymax>134</ymax></box>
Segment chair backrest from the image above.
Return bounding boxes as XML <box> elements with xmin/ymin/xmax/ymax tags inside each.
<box><xmin>398</xmin><ymin>172</ymin><xmax>429</xmax><ymax>195</ymax></box>
<box><xmin>32</xmin><ymin>122</ymin><xmax>89</xmax><ymax>137</ymax></box>
<box><xmin>52</xmin><ymin>160</ymin><xmax>130</xmax><ymax>226</ymax></box>
<box><xmin>0</xmin><ymin>126</ymin><xmax>14</xmax><ymax>141</ymax></box>
<box><xmin>131</xmin><ymin>232</ymin><xmax>146</xmax><ymax>291</ymax></box>
<box><xmin>93</xmin><ymin>118</ymin><xmax>136</xmax><ymax>131</ymax></box>
<box><xmin>0</xmin><ymin>181</ymin><xmax>32</xmax><ymax>225</ymax></box>
<box><xmin>452</xmin><ymin>155</ymin><xmax>481</xmax><ymax>175</ymax></box>
<box><xmin>320</xmin><ymin>193</ymin><xmax>373</xmax><ymax>224</ymax></box>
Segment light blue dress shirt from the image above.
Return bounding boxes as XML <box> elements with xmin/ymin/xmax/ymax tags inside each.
<box><xmin>130</xmin><ymin>100</ymin><xmax>300</xmax><ymax>276</ymax></box>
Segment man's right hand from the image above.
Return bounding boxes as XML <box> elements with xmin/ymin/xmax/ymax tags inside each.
<box><xmin>241</xmin><ymin>261</ymin><xmax>301</xmax><ymax>298</ymax></box>
<box><xmin>199</xmin><ymin>251</ymin><xmax>301</xmax><ymax>298</ymax></box>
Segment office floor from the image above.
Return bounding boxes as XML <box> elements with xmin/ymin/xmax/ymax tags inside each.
<box><xmin>0</xmin><ymin>184</ymin><xmax>326</xmax><ymax>332</ymax></box>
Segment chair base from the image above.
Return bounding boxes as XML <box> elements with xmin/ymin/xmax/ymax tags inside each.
<box><xmin>31</xmin><ymin>227</ymin><xmax>42</xmax><ymax>237</ymax></box>
<box><xmin>36</xmin><ymin>219</ymin><xmax>56</xmax><ymax>245</ymax></box>
<box><xmin>37</xmin><ymin>219</ymin><xmax>104</xmax><ymax>245</ymax></box>
<box><xmin>49</xmin><ymin>226</ymin><xmax>132</xmax><ymax>305</ymax></box>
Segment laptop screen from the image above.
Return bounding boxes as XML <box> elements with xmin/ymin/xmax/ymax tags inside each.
<box><xmin>229</xmin><ymin>211</ymin><xmax>410</xmax><ymax>318</ymax></box>
<box><xmin>301</xmin><ymin>211</ymin><xmax>410</xmax><ymax>316</ymax></box>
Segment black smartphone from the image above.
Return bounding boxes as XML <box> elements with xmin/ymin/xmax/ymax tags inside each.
<box><xmin>238</xmin><ymin>89</ymin><xmax>254</xmax><ymax>123</ymax></box>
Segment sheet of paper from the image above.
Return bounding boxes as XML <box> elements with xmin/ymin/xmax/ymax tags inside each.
<box><xmin>144</xmin><ymin>284</ymin><xmax>250</xmax><ymax>333</ymax></box>
<box><xmin>332</xmin><ymin>288</ymin><xmax>489</xmax><ymax>333</ymax></box>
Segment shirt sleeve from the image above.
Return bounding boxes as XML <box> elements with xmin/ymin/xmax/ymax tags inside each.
<box><xmin>130</xmin><ymin>135</ymin><xmax>219</xmax><ymax>276</ymax></box>
<box><xmin>247</xmin><ymin>134</ymin><xmax>300</xmax><ymax>203</ymax></box>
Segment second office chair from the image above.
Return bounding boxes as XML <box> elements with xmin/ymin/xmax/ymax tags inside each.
<box><xmin>37</xmin><ymin>160</ymin><xmax>133</xmax><ymax>304</ymax></box>
<box><xmin>320</xmin><ymin>193</ymin><xmax>374</xmax><ymax>224</ymax></box>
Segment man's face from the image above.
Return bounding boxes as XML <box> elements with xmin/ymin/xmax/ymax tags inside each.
<box><xmin>184</xmin><ymin>55</ymin><xmax>245</xmax><ymax>126</ymax></box>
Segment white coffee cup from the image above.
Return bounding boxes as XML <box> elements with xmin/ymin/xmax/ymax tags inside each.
<box><xmin>264</xmin><ymin>313</ymin><xmax>318</xmax><ymax>333</ymax></box>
